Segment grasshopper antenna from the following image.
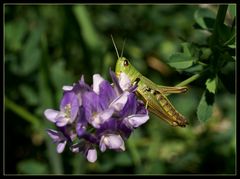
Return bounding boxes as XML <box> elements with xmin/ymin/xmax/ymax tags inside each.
<box><xmin>120</xmin><ymin>39</ymin><xmax>126</xmax><ymax>58</ymax></box>
<box><xmin>111</xmin><ymin>35</ymin><xmax>120</xmax><ymax>59</ymax></box>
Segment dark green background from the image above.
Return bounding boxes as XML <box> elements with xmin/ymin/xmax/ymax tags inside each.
<box><xmin>4</xmin><ymin>5</ymin><xmax>236</xmax><ymax>174</ymax></box>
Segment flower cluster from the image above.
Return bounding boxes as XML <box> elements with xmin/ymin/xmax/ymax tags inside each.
<box><xmin>44</xmin><ymin>70</ymin><xmax>149</xmax><ymax>162</ymax></box>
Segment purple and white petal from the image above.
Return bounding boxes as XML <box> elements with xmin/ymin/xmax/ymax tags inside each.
<box><xmin>109</xmin><ymin>91</ymin><xmax>130</xmax><ymax>112</ymax></box>
<box><xmin>90</xmin><ymin>109</ymin><xmax>114</xmax><ymax>128</ymax></box>
<box><xmin>99</xmin><ymin>80</ymin><xmax>117</xmax><ymax>108</ymax></box>
<box><xmin>56</xmin><ymin>116</ymin><xmax>69</xmax><ymax>127</ymax></box>
<box><xmin>136</xmin><ymin>100</ymin><xmax>148</xmax><ymax>114</ymax></box>
<box><xmin>60</xmin><ymin>92</ymin><xmax>75</xmax><ymax>111</ymax></box>
<box><xmin>78</xmin><ymin>75</ymin><xmax>92</xmax><ymax>92</ymax></box>
<box><xmin>56</xmin><ymin>140</ymin><xmax>67</xmax><ymax>153</ymax></box>
<box><xmin>99</xmin><ymin>139</ymin><xmax>107</xmax><ymax>152</ymax></box>
<box><xmin>91</xmin><ymin>113</ymin><xmax>101</xmax><ymax>128</ymax></box>
<box><xmin>124</xmin><ymin>113</ymin><xmax>149</xmax><ymax>128</ymax></box>
<box><xmin>46</xmin><ymin>129</ymin><xmax>63</xmax><ymax>142</ymax></box>
<box><xmin>44</xmin><ymin>109</ymin><xmax>59</xmax><ymax>123</ymax></box>
<box><xmin>119</xmin><ymin>122</ymin><xmax>133</xmax><ymax>139</ymax></box>
<box><xmin>86</xmin><ymin>148</ymin><xmax>97</xmax><ymax>163</ymax></box>
<box><xmin>119</xmin><ymin>72</ymin><xmax>131</xmax><ymax>91</ymax></box>
<box><xmin>62</xmin><ymin>85</ymin><xmax>74</xmax><ymax>91</ymax></box>
<box><xmin>71</xmin><ymin>145</ymin><xmax>80</xmax><ymax>153</ymax></box>
<box><xmin>70</xmin><ymin>96</ymin><xmax>79</xmax><ymax>123</ymax></box>
<box><xmin>99</xmin><ymin>108</ymin><xmax>114</xmax><ymax>123</ymax></box>
<box><xmin>76</xmin><ymin>107</ymin><xmax>88</xmax><ymax>137</ymax></box>
<box><xmin>109</xmin><ymin>69</ymin><xmax>123</xmax><ymax>95</ymax></box>
<box><xmin>93</xmin><ymin>74</ymin><xmax>105</xmax><ymax>95</ymax></box>
<box><xmin>70</xmin><ymin>143</ymin><xmax>82</xmax><ymax>153</ymax></box>
<box><xmin>119</xmin><ymin>93</ymin><xmax>137</xmax><ymax>118</ymax></box>
<box><xmin>83</xmin><ymin>92</ymin><xmax>103</xmax><ymax>118</ymax></box>
<box><xmin>100</xmin><ymin>134</ymin><xmax>125</xmax><ymax>152</ymax></box>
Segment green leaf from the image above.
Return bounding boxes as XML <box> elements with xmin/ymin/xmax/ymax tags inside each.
<box><xmin>168</xmin><ymin>53</ymin><xmax>193</xmax><ymax>69</ymax></box>
<box><xmin>17</xmin><ymin>159</ymin><xmax>49</xmax><ymax>174</ymax></box>
<box><xmin>205</xmin><ymin>77</ymin><xmax>217</xmax><ymax>94</ymax></box>
<box><xmin>20</xmin><ymin>26</ymin><xmax>43</xmax><ymax>75</ymax></box>
<box><xmin>194</xmin><ymin>8</ymin><xmax>216</xmax><ymax>30</ymax></box>
<box><xmin>200</xmin><ymin>48</ymin><xmax>212</xmax><ymax>60</ymax></box>
<box><xmin>193</xmin><ymin>17</ymin><xmax>215</xmax><ymax>31</ymax></box>
<box><xmin>5</xmin><ymin>19</ymin><xmax>27</xmax><ymax>52</ymax></box>
<box><xmin>181</xmin><ymin>43</ymin><xmax>191</xmax><ymax>56</ymax></box>
<box><xmin>197</xmin><ymin>91</ymin><xmax>214</xmax><ymax>122</ymax></box>
<box><xmin>228</xmin><ymin>44</ymin><xmax>236</xmax><ymax>49</ymax></box>
<box><xmin>21</xmin><ymin>47</ymin><xmax>41</xmax><ymax>75</ymax></box>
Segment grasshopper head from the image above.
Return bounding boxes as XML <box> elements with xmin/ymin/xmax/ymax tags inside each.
<box><xmin>115</xmin><ymin>57</ymin><xmax>131</xmax><ymax>78</ymax></box>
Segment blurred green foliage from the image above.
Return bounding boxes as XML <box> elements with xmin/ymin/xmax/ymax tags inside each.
<box><xmin>4</xmin><ymin>4</ymin><xmax>236</xmax><ymax>174</ymax></box>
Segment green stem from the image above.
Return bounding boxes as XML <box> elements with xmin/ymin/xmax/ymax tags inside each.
<box><xmin>210</xmin><ymin>5</ymin><xmax>228</xmax><ymax>47</ymax></box>
<box><xmin>174</xmin><ymin>66</ymin><xmax>210</xmax><ymax>87</ymax></box>
<box><xmin>4</xmin><ymin>96</ymin><xmax>63</xmax><ymax>174</ymax></box>
<box><xmin>5</xmin><ymin>96</ymin><xmax>41</xmax><ymax>129</ymax></box>
<box><xmin>39</xmin><ymin>33</ymin><xmax>63</xmax><ymax>174</ymax></box>
<box><xmin>175</xmin><ymin>73</ymin><xmax>201</xmax><ymax>87</ymax></box>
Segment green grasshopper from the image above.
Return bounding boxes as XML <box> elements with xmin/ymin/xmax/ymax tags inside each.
<box><xmin>112</xmin><ymin>37</ymin><xmax>188</xmax><ymax>127</ymax></box>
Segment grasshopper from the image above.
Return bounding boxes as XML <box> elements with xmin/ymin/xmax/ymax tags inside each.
<box><xmin>112</xmin><ymin>37</ymin><xmax>188</xmax><ymax>127</ymax></box>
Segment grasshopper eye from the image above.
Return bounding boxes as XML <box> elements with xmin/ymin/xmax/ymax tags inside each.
<box><xmin>123</xmin><ymin>60</ymin><xmax>129</xmax><ymax>67</ymax></box>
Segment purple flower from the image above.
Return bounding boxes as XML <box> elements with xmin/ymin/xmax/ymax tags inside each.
<box><xmin>70</xmin><ymin>142</ymin><xmax>97</xmax><ymax>163</ymax></box>
<box><xmin>44</xmin><ymin>91</ymin><xmax>79</xmax><ymax>127</ymax></box>
<box><xmin>82</xmin><ymin>73</ymin><xmax>131</xmax><ymax>129</ymax></box>
<box><xmin>46</xmin><ymin>129</ymin><xmax>68</xmax><ymax>153</ymax></box>
<box><xmin>44</xmin><ymin>77</ymin><xmax>91</xmax><ymax>127</ymax></box>
<box><xmin>44</xmin><ymin>70</ymin><xmax>149</xmax><ymax>162</ymax></box>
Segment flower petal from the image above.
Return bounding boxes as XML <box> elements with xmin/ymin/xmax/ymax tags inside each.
<box><xmin>86</xmin><ymin>149</ymin><xmax>97</xmax><ymax>163</ymax></box>
<box><xmin>62</xmin><ymin>85</ymin><xmax>73</xmax><ymax>91</ymax></box>
<box><xmin>100</xmin><ymin>108</ymin><xmax>114</xmax><ymax>123</ymax></box>
<box><xmin>44</xmin><ymin>109</ymin><xmax>59</xmax><ymax>123</ymax></box>
<box><xmin>109</xmin><ymin>91</ymin><xmax>130</xmax><ymax>112</ymax></box>
<box><xmin>70</xmin><ymin>143</ymin><xmax>84</xmax><ymax>153</ymax></box>
<box><xmin>119</xmin><ymin>122</ymin><xmax>133</xmax><ymax>139</ymax></box>
<box><xmin>124</xmin><ymin>113</ymin><xmax>149</xmax><ymax>128</ymax></box>
<box><xmin>70</xmin><ymin>96</ymin><xmax>79</xmax><ymax>123</ymax></box>
<box><xmin>109</xmin><ymin>69</ymin><xmax>123</xmax><ymax>95</ymax></box>
<box><xmin>100</xmin><ymin>134</ymin><xmax>125</xmax><ymax>151</ymax></box>
<box><xmin>56</xmin><ymin>116</ymin><xmax>69</xmax><ymax>127</ymax></box>
<box><xmin>82</xmin><ymin>92</ymin><xmax>104</xmax><ymax>123</ymax></box>
<box><xmin>92</xmin><ymin>108</ymin><xmax>115</xmax><ymax>129</ymax></box>
<box><xmin>119</xmin><ymin>72</ymin><xmax>131</xmax><ymax>91</ymax></box>
<box><xmin>99</xmin><ymin>80</ymin><xmax>117</xmax><ymax>108</ymax></box>
<box><xmin>46</xmin><ymin>129</ymin><xmax>62</xmax><ymax>142</ymax></box>
<box><xmin>91</xmin><ymin>113</ymin><xmax>101</xmax><ymax>128</ymax></box>
<box><xmin>119</xmin><ymin>93</ymin><xmax>137</xmax><ymax>118</ymax></box>
<box><xmin>93</xmin><ymin>74</ymin><xmax>104</xmax><ymax>95</ymax></box>
<box><xmin>60</xmin><ymin>91</ymin><xmax>75</xmax><ymax>111</ymax></box>
<box><xmin>76</xmin><ymin>107</ymin><xmax>88</xmax><ymax>137</ymax></box>
<box><xmin>78</xmin><ymin>75</ymin><xmax>92</xmax><ymax>92</ymax></box>
<box><xmin>100</xmin><ymin>142</ymin><xmax>107</xmax><ymax>152</ymax></box>
<box><xmin>96</xmin><ymin>118</ymin><xmax>118</xmax><ymax>137</ymax></box>
<box><xmin>136</xmin><ymin>100</ymin><xmax>148</xmax><ymax>114</ymax></box>
<box><xmin>57</xmin><ymin>140</ymin><xmax>67</xmax><ymax>153</ymax></box>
